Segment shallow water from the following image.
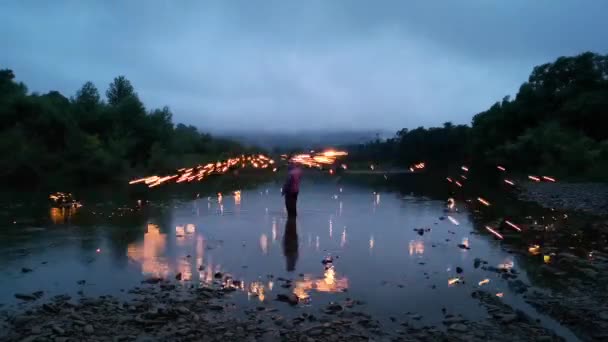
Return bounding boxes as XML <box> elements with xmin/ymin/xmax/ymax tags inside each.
<box><xmin>0</xmin><ymin>179</ymin><xmax>578</xmax><ymax>339</ymax></box>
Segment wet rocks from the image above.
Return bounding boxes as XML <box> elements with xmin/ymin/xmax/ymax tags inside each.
<box><xmin>83</xmin><ymin>324</ymin><xmax>94</xmax><ymax>334</ymax></box>
<box><xmin>142</xmin><ymin>276</ymin><xmax>163</xmax><ymax>284</ymax></box>
<box><xmin>457</xmin><ymin>243</ymin><xmax>470</xmax><ymax>250</ymax></box>
<box><xmin>14</xmin><ymin>293</ymin><xmax>37</xmax><ymax>301</ymax></box>
<box><xmin>276</xmin><ymin>293</ymin><xmax>299</xmax><ymax>306</ymax></box>
<box><xmin>21</xmin><ymin>267</ymin><xmax>33</xmax><ymax>273</ymax></box>
<box><xmin>448</xmin><ymin>323</ymin><xmax>468</xmax><ymax>332</ymax></box>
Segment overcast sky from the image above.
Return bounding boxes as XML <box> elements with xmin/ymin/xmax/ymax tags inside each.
<box><xmin>2</xmin><ymin>0</ymin><xmax>607</xmax><ymax>132</ymax></box>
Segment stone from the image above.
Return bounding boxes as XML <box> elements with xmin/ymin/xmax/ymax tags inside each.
<box><xmin>175</xmin><ymin>273</ymin><xmax>182</xmax><ymax>280</ymax></box>
<box><xmin>456</xmin><ymin>267</ymin><xmax>463</xmax><ymax>274</ymax></box>
<box><xmin>84</xmin><ymin>324</ymin><xmax>94</xmax><ymax>334</ymax></box>
<box><xmin>176</xmin><ymin>306</ymin><xmax>190</xmax><ymax>314</ymax></box>
<box><xmin>448</xmin><ymin>323</ymin><xmax>468</xmax><ymax>332</ymax></box>
<box><xmin>52</xmin><ymin>325</ymin><xmax>65</xmax><ymax>335</ymax></box>
<box><xmin>21</xmin><ymin>267</ymin><xmax>33</xmax><ymax>273</ymax></box>
<box><xmin>276</xmin><ymin>293</ymin><xmax>298</xmax><ymax>305</ymax></box>
<box><xmin>14</xmin><ymin>293</ymin><xmax>36</xmax><ymax>301</ymax></box>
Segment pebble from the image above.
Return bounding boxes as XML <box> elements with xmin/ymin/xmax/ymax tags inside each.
<box><xmin>448</xmin><ymin>323</ymin><xmax>468</xmax><ymax>332</ymax></box>
<box><xmin>84</xmin><ymin>324</ymin><xmax>94</xmax><ymax>334</ymax></box>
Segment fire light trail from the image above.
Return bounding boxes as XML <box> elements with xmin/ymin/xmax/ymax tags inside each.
<box><xmin>477</xmin><ymin>197</ymin><xmax>491</xmax><ymax>206</ymax></box>
<box><xmin>455</xmin><ymin>181</ymin><xmax>463</xmax><ymax>188</ymax></box>
<box><xmin>504</xmin><ymin>179</ymin><xmax>515</xmax><ymax>186</ymax></box>
<box><xmin>129</xmin><ymin>150</ymin><xmax>348</xmax><ymax>188</ymax></box>
<box><xmin>505</xmin><ymin>220</ymin><xmax>522</xmax><ymax>232</ymax></box>
<box><xmin>542</xmin><ymin>176</ymin><xmax>556</xmax><ymax>182</ymax></box>
<box><xmin>461</xmin><ymin>166</ymin><xmax>469</xmax><ymax>172</ymax></box>
<box><xmin>447</xmin><ymin>216</ymin><xmax>460</xmax><ymax>225</ymax></box>
<box><xmin>478</xmin><ymin>279</ymin><xmax>490</xmax><ymax>286</ymax></box>
<box><xmin>497</xmin><ymin>165</ymin><xmax>506</xmax><ymax>171</ymax></box>
<box><xmin>528</xmin><ymin>175</ymin><xmax>541</xmax><ymax>182</ymax></box>
<box><xmin>485</xmin><ymin>226</ymin><xmax>504</xmax><ymax>240</ymax></box>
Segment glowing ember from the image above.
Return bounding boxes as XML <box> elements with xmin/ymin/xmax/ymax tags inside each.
<box><xmin>485</xmin><ymin>226</ymin><xmax>503</xmax><ymax>239</ymax></box>
<box><xmin>478</xmin><ymin>279</ymin><xmax>490</xmax><ymax>286</ymax></box>
<box><xmin>448</xmin><ymin>277</ymin><xmax>461</xmax><ymax>286</ymax></box>
<box><xmin>497</xmin><ymin>165</ymin><xmax>506</xmax><ymax>171</ymax></box>
<box><xmin>447</xmin><ymin>198</ymin><xmax>455</xmax><ymax>210</ymax></box>
<box><xmin>542</xmin><ymin>176</ymin><xmax>556</xmax><ymax>182</ymax></box>
<box><xmin>504</xmin><ymin>179</ymin><xmax>515</xmax><ymax>186</ymax></box>
<box><xmin>528</xmin><ymin>175</ymin><xmax>541</xmax><ymax>182</ymax></box>
<box><xmin>496</xmin><ymin>293</ymin><xmax>504</xmax><ymax>298</ymax></box>
<box><xmin>455</xmin><ymin>181</ymin><xmax>463</xmax><ymax>187</ymax></box>
<box><xmin>447</xmin><ymin>216</ymin><xmax>460</xmax><ymax>225</ymax></box>
<box><xmin>528</xmin><ymin>245</ymin><xmax>541</xmax><ymax>255</ymax></box>
<box><xmin>504</xmin><ymin>220</ymin><xmax>522</xmax><ymax>232</ymax></box>
<box><xmin>446</xmin><ymin>177</ymin><xmax>453</xmax><ymax>183</ymax></box>
<box><xmin>477</xmin><ymin>197</ymin><xmax>491</xmax><ymax>206</ymax></box>
<box><xmin>461</xmin><ymin>166</ymin><xmax>469</xmax><ymax>172</ymax></box>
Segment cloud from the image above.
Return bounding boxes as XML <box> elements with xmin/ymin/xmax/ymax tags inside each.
<box><xmin>1</xmin><ymin>0</ymin><xmax>607</xmax><ymax>132</ymax></box>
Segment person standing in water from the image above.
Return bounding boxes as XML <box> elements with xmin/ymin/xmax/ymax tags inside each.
<box><xmin>282</xmin><ymin>162</ymin><xmax>302</xmax><ymax>217</ymax></box>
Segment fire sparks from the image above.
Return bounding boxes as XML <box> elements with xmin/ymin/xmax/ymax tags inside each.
<box><xmin>447</xmin><ymin>198</ymin><xmax>455</xmax><ymax>210</ymax></box>
<box><xmin>447</xmin><ymin>216</ymin><xmax>460</xmax><ymax>225</ymax></box>
<box><xmin>446</xmin><ymin>177</ymin><xmax>453</xmax><ymax>183</ymax></box>
<box><xmin>461</xmin><ymin>166</ymin><xmax>469</xmax><ymax>172</ymax></box>
<box><xmin>497</xmin><ymin>165</ymin><xmax>506</xmax><ymax>171</ymax></box>
<box><xmin>485</xmin><ymin>226</ymin><xmax>504</xmax><ymax>240</ymax></box>
<box><xmin>477</xmin><ymin>197</ymin><xmax>491</xmax><ymax>206</ymax></box>
<box><xmin>289</xmin><ymin>150</ymin><xmax>348</xmax><ymax>169</ymax></box>
<box><xmin>448</xmin><ymin>277</ymin><xmax>461</xmax><ymax>286</ymax></box>
<box><xmin>528</xmin><ymin>245</ymin><xmax>541</xmax><ymax>255</ymax></box>
<box><xmin>504</xmin><ymin>179</ymin><xmax>515</xmax><ymax>186</ymax></box>
<box><xmin>455</xmin><ymin>181</ymin><xmax>463</xmax><ymax>187</ymax></box>
<box><xmin>496</xmin><ymin>293</ymin><xmax>504</xmax><ymax>298</ymax></box>
<box><xmin>542</xmin><ymin>176</ymin><xmax>556</xmax><ymax>182</ymax></box>
<box><xmin>505</xmin><ymin>220</ymin><xmax>522</xmax><ymax>232</ymax></box>
<box><xmin>130</xmin><ymin>154</ymin><xmax>276</xmax><ymax>188</ymax></box>
<box><xmin>478</xmin><ymin>279</ymin><xmax>490</xmax><ymax>286</ymax></box>
<box><xmin>528</xmin><ymin>175</ymin><xmax>541</xmax><ymax>182</ymax></box>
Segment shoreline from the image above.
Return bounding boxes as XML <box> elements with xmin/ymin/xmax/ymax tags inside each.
<box><xmin>518</xmin><ymin>181</ymin><xmax>608</xmax><ymax>217</ymax></box>
<box><xmin>1</xmin><ymin>278</ymin><xmax>566</xmax><ymax>342</ymax></box>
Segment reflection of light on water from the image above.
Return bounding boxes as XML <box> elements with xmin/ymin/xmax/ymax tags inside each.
<box><xmin>233</xmin><ymin>190</ymin><xmax>241</xmax><ymax>205</ymax></box>
<box><xmin>409</xmin><ymin>240</ymin><xmax>424</xmax><ymax>256</ymax></box>
<box><xmin>248</xmin><ymin>281</ymin><xmax>266</xmax><ymax>302</ymax></box>
<box><xmin>376</xmin><ymin>193</ymin><xmax>380</xmax><ymax>205</ymax></box>
<box><xmin>127</xmin><ymin>224</ymin><xmax>169</xmax><ymax>278</ymax></box>
<box><xmin>50</xmin><ymin>206</ymin><xmax>78</xmax><ymax>224</ymax></box>
<box><xmin>293</xmin><ymin>265</ymin><xmax>349</xmax><ymax>301</ymax></box>
<box><xmin>260</xmin><ymin>234</ymin><xmax>268</xmax><ymax>254</ymax></box>
<box><xmin>448</xmin><ymin>277</ymin><xmax>461</xmax><ymax>286</ymax></box>
<box><xmin>369</xmin><ymin>235</ymin><xmax>375</xmax><ymax>251</ymax></box>
<box><xmin>339</xmin><ymin>201</ymin><xmax>343</xmax><ymax>216</ymax></box>
<box><xmin>186</xmin><ymin>224</ymin><xmax>196</xmax><ymax>234</ymax></box>
<box><xmin>315</xmin><ymin>236</ymin><xmax>320</xmax><ymax>251</ymax></box>
<box><xmin>272</xmin><ymin>218</ymin><xmax>277</xmax><ymax>241</ymax></box>
<box><xmin>219</xmin><ymin>204</ymin><xmax>224</xmax><ymax>215</ymax></box>
<box><xmin>217</xmin><ymin>193</ymin><xmax>223</xmax><ymax>204</ymax></box>
<box><xmin>498</xmin><ymin>259</ymin><xmax>514</xmax><ymax>270</ymax></box>
<box><xmin>329</xmin><ymin>219</ymin><xmax>333</xmax><ymax>238</ymax></box>
<box><xmin>461</xmin><ymin>237</ymin><xmax>469</xmax><ymax>249</ymax></box>
<box><xmin>340</xmin><ymin>228</ymin><xmax>347</xmax><ymax>247</ymax></box>
<box><xmin>447</xmin><ymin>198</ymin><xmax>455</xmax><ymax>210</ymax></box>
<box><xmin>268</xmin><ymin>281</ymin><xmax>274</xmax><ymax>291</ymax></box>
<box><xmin>196</xmin><ymin>235</ymin><xmax>205</xmax><ymax>271</ymax></box>
<box><xmin>176</xmin><ymin>225</ymin><xmax>185</xmax><ymax>237</ymax></box>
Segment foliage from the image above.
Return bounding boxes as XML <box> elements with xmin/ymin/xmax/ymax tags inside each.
<box><xmin>348</xmin><ymin>52</ymin><xmax>608</xmax><ymax>180</ymax></box>
<box><xmin>0</xmin><ymin>70</ymin><xmax>249</xmax><ymax>186</ymax></box>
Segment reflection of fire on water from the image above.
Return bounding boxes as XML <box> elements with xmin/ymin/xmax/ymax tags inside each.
<box><xmin>260</xmin><ymin>234</ymin><xmax>268</xmax><ymax>254</ymax></box>
<box><xmin>293</xmin><ymin>265</ymin><xmax>349</xmax><ymax>301</ymax></box>
<box><xmin>248</xmin><ymin>281</ymin><xmax>266</xmax><ymax>302</ymax></box>
<box><xmin>127</xmin><ymin>224</ymin><xmax>169</xmax><ymax>278</ymax></box>
<box><xmin>409</xmin><ymin>240</ymin><xmax>425</xmax><ymax>256</ymax></box>
<box><xmin>49</xmin><ymin>207</ymin><xmax>77</xmax><ymax>224</ymax></box>
<box><xmin>233</xmin><ymin>191</ymin><xmax>241</xmax><ymax>205</ymax></box>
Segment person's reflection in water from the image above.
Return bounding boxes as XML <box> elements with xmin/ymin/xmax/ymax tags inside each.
<box><xmin>283</xmin><ymin>217</ymin><xmax>298</xmax><ymax>271</ymax></box>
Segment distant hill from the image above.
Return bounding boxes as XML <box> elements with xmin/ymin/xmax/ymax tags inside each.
<box><xmin>218</xmin><ymin>130</ymin><xmax>393</xmax><ymax>151</ymax></box>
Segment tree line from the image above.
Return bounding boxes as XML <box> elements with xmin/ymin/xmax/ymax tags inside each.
<box><xmin>0</xmin><ymin>71</ymin><xmax>250</xmax><ymax>186</ymax></box>
<box><xmin>347</xmin><ymin>52</ymin><xmax>608</xmax><ymax>181</ymax></box>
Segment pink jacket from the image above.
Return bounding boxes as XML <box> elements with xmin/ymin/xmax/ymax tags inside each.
<box><xmin>283</xmin><ymin>166</ymin><xmax>302</xmax><ymax>194</ymax></box>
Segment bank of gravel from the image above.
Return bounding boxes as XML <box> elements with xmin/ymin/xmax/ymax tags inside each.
<box><xmin>519</xmin><ymin>182</ymin><xmax>608</xmax><ymax>216</ymax></box>
<box><xmin>1</xmin><ymin>276</ymin><xmax>566</xmax><ymax>342</ymax></box>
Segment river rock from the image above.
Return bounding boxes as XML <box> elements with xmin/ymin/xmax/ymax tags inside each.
<box><xmin>21</xmin><ymin>267</ymin><xmax>33</xmax><ymax>273</ymax></box>
<box><xmin>84</xmin><ymin>324</ymin><xmax>94</xmax><ymax>334</ymax></box>
<box><xmin>448</xmin><ymin>323</ymin><xmax>467</xmax><ymax>332</ymax></box>
<box><xmin>14</xmin><ymin>293</ymin><xmax>36</xmax><ymax>301</ymax></box>
<box><xmin>52</xmin><ymin>325</ymin><xmax>65</xmax><ymax>334</ymax></box>
<box><xmin>276</xmin><ymin>294</ymin><xmax>298</xmax><ymax>305</ymax></box>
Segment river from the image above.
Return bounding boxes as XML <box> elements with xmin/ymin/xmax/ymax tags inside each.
<box><xmin>0</xmin><ymin>177</ymin><xmax>580</xmax><ymax>340</ymax></box>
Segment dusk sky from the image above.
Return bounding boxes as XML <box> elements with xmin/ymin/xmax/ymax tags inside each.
<box><xmin>2</xmin><ymin>0</ymin><xmax>607</xmax><ymax>132</ymax></box>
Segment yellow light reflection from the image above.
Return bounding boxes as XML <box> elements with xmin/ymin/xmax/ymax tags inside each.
<box><xmin>260</xmin><ymin>234</ymin><xmax>268</xmax><ymax>254</ymax></box>
<box><xmin>127</xmin><ymin>224</ymin><xmax>169</xmax><ymax>278</ymax></box>
<box><xmin>293</xmin><ymin>265</ymin><xmax>349</xmax><ymax>301</ymax></box>
<box><xmin>409</xmin><ymin>240</ymin><xmax>425</xmax><ymax>256</ymax></box>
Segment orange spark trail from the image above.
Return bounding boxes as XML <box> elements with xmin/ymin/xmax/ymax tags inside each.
<box><xmin>485</xmin><ymin>226</ymin><xmax>503</xmax><ymax>239</ymax></box>
<box><xmin>477</xmin><ymin>197</ymin><xmax>491</xmax><ymax>206</ymax></box>
<box><xmin>505</xmin><ymin>220</ymin><xmax>522</xmax><ymax>232</ymax></box>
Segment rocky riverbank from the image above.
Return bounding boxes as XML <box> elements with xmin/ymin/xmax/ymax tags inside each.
<box><xmin>1</xmin><ymin>277</ymin><xmax>566</xmax><ymax>342</ymax></box>
<box><xmin>519</xmin><ymin>182</ymin><xmax>608</xmax><ymax>216</ymax></box>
